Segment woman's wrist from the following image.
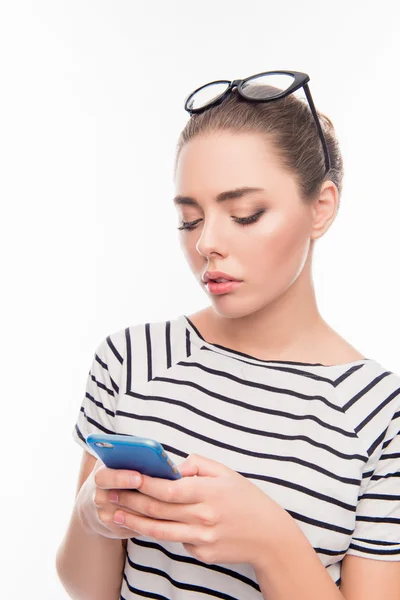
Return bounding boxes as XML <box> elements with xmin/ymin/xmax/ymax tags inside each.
<box><xmin>250</xmin><ymin>501</ymin><xmax>294</xmax><ymax>572</ymax></box>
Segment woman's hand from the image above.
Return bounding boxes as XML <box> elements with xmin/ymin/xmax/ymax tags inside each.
<box><xmin>75</xmin><ymin>458</ymin><xmax>144</xmax><ymax>540</ymax></box>
<box><xmin>108</xmin><ymin>454</ymin><xmax>286</xmax><ymax>566</ymax></box>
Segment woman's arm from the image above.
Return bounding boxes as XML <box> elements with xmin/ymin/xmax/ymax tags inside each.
<box><xmin>56</xmin><ymin>451</ymin><xmax>126</xmax><ymax>600</ymax></box>
<box><xmin>253</xmin><ymin>509</ymin><xmax>400</xmax><ymax>600</ymax></box>
<box><xmin>56</xmin><ymin>503</ymin><xmax>126</xmax><ymax>600</ymax></box>
<box><xmin>253</xmin><ymin>508</ymin><xmax>344</xmax><ymax>600</ymax></box>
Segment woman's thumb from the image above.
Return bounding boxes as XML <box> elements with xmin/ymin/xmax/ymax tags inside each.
<box><xmin>178</xmin><ymin>454</ymin><xmax>229</xmax><ymax>477</ymax></box>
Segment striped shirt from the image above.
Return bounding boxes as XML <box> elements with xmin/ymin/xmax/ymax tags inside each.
<box><xmin>73</xmin><ymin>314</ymin><xmax>400</xmax><ymax>599</ymax></box>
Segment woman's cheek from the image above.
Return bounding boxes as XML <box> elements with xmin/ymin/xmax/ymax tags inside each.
<box><xmin>257</xmin><ymin>216</ymin><xmax>311</xmax><ymax>279</ymax></box>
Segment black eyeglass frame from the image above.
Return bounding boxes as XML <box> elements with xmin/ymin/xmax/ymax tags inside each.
<box><xmin>184</xmin><ymin>70</ymin><xmax>331</xmax><ymax>175</ymax></box>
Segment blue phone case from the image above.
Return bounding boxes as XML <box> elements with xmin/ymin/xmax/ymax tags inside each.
<box><xmin>86</xmin><ymin>433</ymin><xmax>182</xmax><ymax>480</ymax></box>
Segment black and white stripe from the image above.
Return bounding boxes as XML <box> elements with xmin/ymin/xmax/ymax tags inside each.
<box><xmin>73</xmin><ymin>314</ymin><xmax>400</xmax><ymax>599</ymax></box>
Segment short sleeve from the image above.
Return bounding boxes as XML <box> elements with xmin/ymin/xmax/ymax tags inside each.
<box><xmin>347</xmin><ymin>407</ymin><xmax>400</xmax><ymax>560</ymax></box>
<box><xmin>72</xmin><ymin>330</ymin><xmax>125</xmax><ymax>458</ymax></box>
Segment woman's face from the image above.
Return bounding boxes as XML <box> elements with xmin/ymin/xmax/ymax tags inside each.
<box><xmin>173</xmin><ymin>131</ymin><xmax>321</xmax><ymax>318</ymax></box>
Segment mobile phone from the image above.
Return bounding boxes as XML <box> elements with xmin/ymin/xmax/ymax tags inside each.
<box><xmin>86</xmin><ymin>433</ymin><xmax>182</xmax><ymax>480</ymax></box>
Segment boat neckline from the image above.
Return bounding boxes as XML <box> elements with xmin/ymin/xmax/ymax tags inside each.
<box><xmin>181</xmin><ymin>314</ymin><xmax>372</xmax><ymax>369</ymax></box>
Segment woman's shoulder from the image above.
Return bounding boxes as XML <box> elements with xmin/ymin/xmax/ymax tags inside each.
<box><xmin>102</xmin><ymin>315</ymin><xmax>183</xmax><ymax>343</ymax></box>
<box><xmin>99</xmin><ymin>315</ymin><xmax>186</xmax><ymax>365</ymax></box>
<box><xmin>336</xmin><ymin>356</ymin><xmax>400</xmax><ymax>438</ymax></box>
<box><xmin>358</xmin><ymin>356</ymin><xmax>400</xmax><ymax>383</ymax></box>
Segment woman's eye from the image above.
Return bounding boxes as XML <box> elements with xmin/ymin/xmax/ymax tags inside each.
<box><xmin>177</xmin><ymin>218</ymin><xmax>202</xmax><ymax>231</ymax></box>
<box><xmin>177</xmin><ymin>210</ymin><xmax>265</xmax><ymax>231</ymax></box>
<box><xmin>234</xmin><ymin>209</ymin><xmax>266</xmax><ymax>226</ymax></box>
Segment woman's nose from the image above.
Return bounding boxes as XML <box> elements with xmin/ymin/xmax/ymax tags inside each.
<box><xmin>195</xmin><ymin>219</ymin><xmax>227</xmax><ymax>257</ymax></box>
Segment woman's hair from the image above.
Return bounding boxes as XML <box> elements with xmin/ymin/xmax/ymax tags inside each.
<box><xmin>174</xmin><ymin>85</ymin><xmax>344</xmax><ymax>210</ymax></box>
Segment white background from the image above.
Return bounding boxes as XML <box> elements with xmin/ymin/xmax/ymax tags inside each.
<box><xmin>1</xmin><ymin>1</ymin><xmax>399</xmax><ymax>598</ymax></box>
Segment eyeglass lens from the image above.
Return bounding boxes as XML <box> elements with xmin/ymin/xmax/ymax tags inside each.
<box><xmin>187</xmin><ymin>73</ymin><xmax>295</xmax><ymax>110</ymax></box>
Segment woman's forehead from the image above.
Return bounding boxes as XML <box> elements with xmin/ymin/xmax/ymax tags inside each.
<box><xmin>176</xmin><ymin>134</ymin><xmax>285</xmax><ymax>186</ymax></box>
<box><xmin>174</xmin><ymin>135</ymin><xmax>298</xmax><ymax>205</ymax></box>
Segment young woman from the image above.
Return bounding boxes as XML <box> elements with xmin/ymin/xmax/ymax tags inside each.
<box><xmin>56</xmin><ymin>71</ymin><xmax>400</xmax><ymax>600</ymax></box>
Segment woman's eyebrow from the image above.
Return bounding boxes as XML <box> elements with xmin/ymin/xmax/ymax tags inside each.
<box><xmin>173</xmin><ymin>186</ymin><xmax>266</xmax><ymax>206</ymax></box>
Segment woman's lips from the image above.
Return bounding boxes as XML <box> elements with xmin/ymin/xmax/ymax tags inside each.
<box><xmin>202</xmin><ymin>270</ymin><xmax>242</xmax><ymax>284</ymax></box>
<box><xmin>205</xmin><ymin>280</ymin><xmax>243</xmax><ymax>295</ymax></box>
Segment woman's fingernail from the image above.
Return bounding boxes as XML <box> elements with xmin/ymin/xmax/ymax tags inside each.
<box><xmin>113</xmin><ymin>512</ymin><xmax>125</xmax><ymax>524</ymax></box>
<box><xmin>109</xmin><ymin>491</ymin><xmax>119</xmax><ymax>503</ymax></box>
<box><xmin>130</xmin><ymin>475</ymin><xmax>141</xmax><ymax>487</ymax></box>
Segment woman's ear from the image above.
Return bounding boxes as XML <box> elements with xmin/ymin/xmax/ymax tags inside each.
<box><xmin>310</xmin><ymin>180</ymin><xmax>339</xmax><ymax>240</ymax></box>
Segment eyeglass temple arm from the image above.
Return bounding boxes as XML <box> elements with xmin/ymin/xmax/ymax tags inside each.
<box><xmin>303</xmin><ymin>83</ymin><xmax>331</xmax><ymax>174</ymax></box>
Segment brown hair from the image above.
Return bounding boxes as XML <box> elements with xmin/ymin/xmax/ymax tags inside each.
<box><xmin>174</xmin><ymin>85</ymin><xmax>343</xmax><ymax>210</ymax></box>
